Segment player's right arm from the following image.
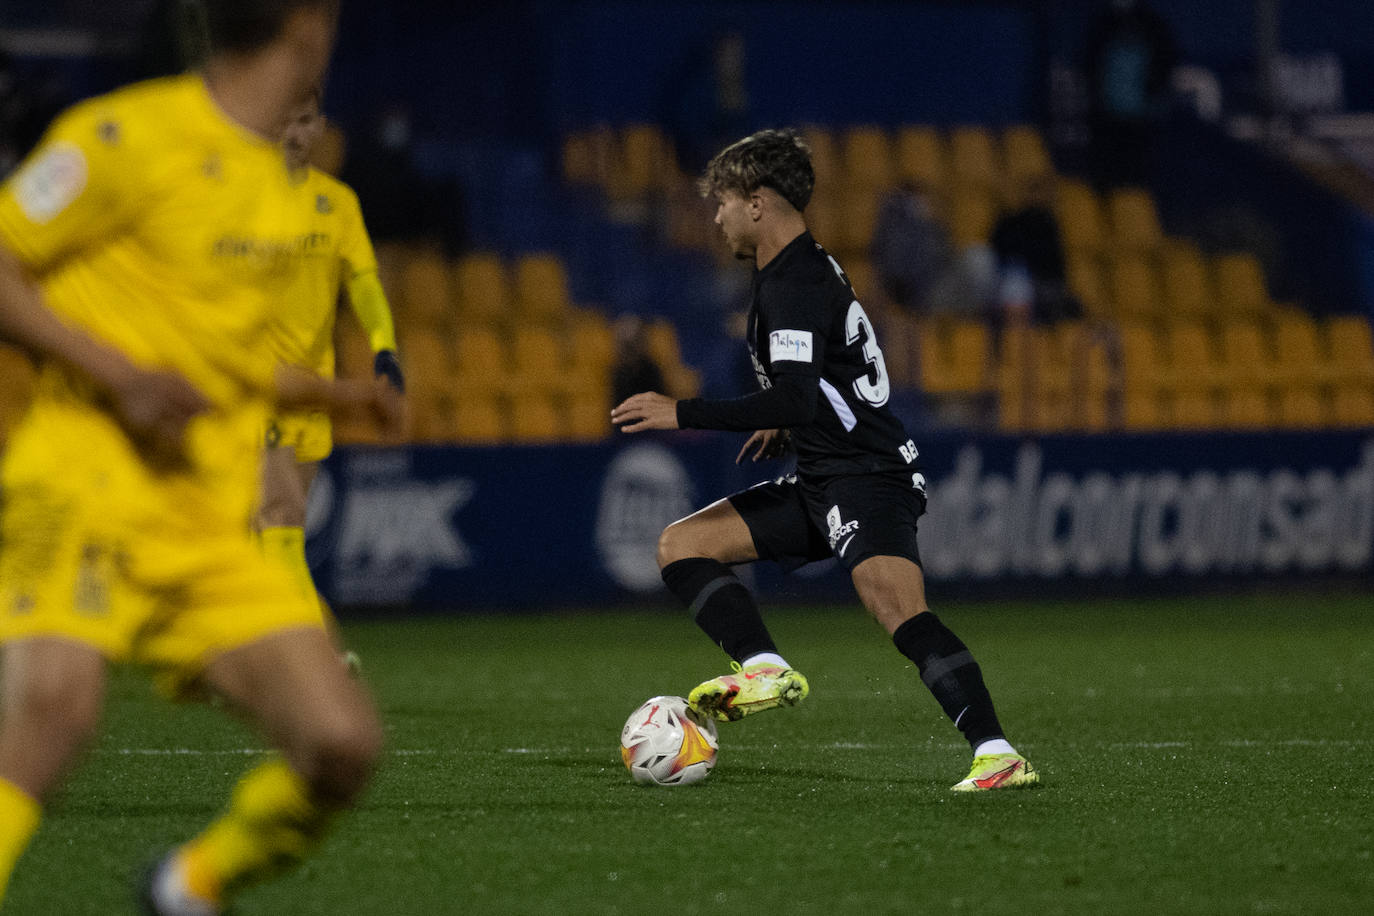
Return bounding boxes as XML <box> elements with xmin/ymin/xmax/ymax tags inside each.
<box><xmin>0</xmin><ymin>107</ymin><xmax>210</xmax><ymax>464</ymax></box>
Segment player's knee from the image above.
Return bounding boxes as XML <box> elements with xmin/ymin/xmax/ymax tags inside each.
<box><xmin>656</xmin><ymin>522</ymin><xmax>695</xmax><ymax>569</ymax></box>
<box><xmin>298</xmin><ymin>705</ymin><xmax>383</xmax><ymax>804</ymax></box>
<box><xmin>7</xmin><ymin>672</ymin><xmax>103</xmax><ymax>749</ymax></box>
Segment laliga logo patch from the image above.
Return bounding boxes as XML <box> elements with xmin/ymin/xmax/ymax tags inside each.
<box><xmin>13</xmin><ymin>141</ymin><xmax>87</xmax><ymax>224</ymax></box>
<box><xmin>769</xmin><ymin>329</ymin><xmax>813</xmax><ymax>363</ymax></box>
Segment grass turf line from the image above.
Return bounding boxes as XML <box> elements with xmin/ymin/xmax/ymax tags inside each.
<box><xmin>4</xmin><ymin>593</ymin><xmax>1370</xmax><ymax>914</ymax></box>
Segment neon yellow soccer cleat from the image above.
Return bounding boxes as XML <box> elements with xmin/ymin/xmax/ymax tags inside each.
<box><xmin>950</xmin><ymin>753</ymin><xmax>1042</xmax><ymax>792</ymax></box>
<box><xmin>688</xmin><ymin>662</ymin><xmax>810</xmax><ymax>722</ymax></box>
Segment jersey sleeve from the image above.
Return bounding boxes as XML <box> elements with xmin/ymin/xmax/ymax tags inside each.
<box><xmin>335</xmin><ymin>186</ymin><xmax>379</xmax><ymax>279</ymax></box>
<box><xmin>0</xmin><ymin>101</ymin><xmax>148</xmax><ymax>274</ymax></box>
<box><xmin>756</xmin><ymin>275</ymin><xmax>830</xmax><ymax>378</ymax></box>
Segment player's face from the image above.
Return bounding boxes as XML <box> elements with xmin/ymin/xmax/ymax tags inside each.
<box><xmin>714</xmin><ymin>191</ymin><xmax>756</xmax><ymax>260</ymax></box>
<box><xmin>282</xmin><ymin>99</ymin><xmax>324</xmax><ymax>169</ymax></box>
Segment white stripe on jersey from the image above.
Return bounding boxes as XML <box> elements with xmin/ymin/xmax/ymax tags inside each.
<box><xmin>818</xmin><ymin>378</ymin><xmax>858</xmax><ymax>431</ymax></box>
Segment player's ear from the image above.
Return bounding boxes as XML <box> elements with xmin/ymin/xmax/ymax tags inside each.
<box><xmin>748</xmin><ymin>190</ymin><xmax>765</xmax><ymax>221</ymax></box>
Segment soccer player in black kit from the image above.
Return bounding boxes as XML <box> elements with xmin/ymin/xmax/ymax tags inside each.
<box><xmin>611</xmin><ymin>129</ymin><xmax>1039</xmax><ymax>790</ymax></box>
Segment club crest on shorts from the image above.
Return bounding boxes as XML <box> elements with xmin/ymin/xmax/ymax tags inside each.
<box><xmin>825</xmin><ymin>505</ymin><xmax>860</xmax><ymax>553</ymax></box>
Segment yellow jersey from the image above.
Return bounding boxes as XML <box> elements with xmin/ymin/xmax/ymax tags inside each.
<box><xmin>264</xmin><ymin>168</ymin><xmax>381</xmax><ymax>379</ymax></box>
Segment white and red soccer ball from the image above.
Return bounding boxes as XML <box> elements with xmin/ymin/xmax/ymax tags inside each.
<box><xmin>619</xmin><ymin>695</ymin><xmax>718</xmax><ymax>786</ymax></box>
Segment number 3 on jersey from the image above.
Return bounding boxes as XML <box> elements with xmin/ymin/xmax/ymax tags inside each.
<box><xmin>845</xmin><ymin>300</ymin><xmax>890</xmax><ymax>407</ymax></box>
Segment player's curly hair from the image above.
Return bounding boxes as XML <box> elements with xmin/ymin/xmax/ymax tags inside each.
<box><xmin>204</xmin><ymin>0</ymin><xmax>338</xmax><ymax>54</ymax></box>
<box><xmin>699</xmin><ymin>129</ymin><xmax>815</xmax><ymax>213</ymax></box>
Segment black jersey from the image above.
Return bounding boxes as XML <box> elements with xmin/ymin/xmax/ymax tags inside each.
<box><xmin>677</xmin><ymin>231</ymin><xmax>919</xmax><ymax>479</ymax></box>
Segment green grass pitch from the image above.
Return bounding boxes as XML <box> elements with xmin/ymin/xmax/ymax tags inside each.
<box><xmin>5</xmin><ymin>592</ymin><xmax>1371</xmax><ymax>914</ymax></box>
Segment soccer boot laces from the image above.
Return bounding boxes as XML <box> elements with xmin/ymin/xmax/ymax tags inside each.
<box><xmin>949</xmin><ymin>753</ymin><xmax>1042</xmax><ymax>792</ymax></box>
<box><xmin>688</xmin><ymin>661</ymin><xmax>809</xmax><ymax>722</ymax></box>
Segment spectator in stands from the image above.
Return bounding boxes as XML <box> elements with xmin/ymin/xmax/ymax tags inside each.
<box><xmin>871</xmin><ymin>181</ymin><xmax>990</xmax><ymax>318</ymax></box>
<box><xmin>1085</xmin><ymin>0</ymin><xmax>1177</xmax><ymax>189</ymax></box>
<box><xmin>991</xmin><ymin>175</ymin><xmax>1081</xmax><ymax>325</ymax></box>
<box><xmin>343</xmin><ymin>103</ymin><xmax>469</xmax><ymax>256</ymax></box>
<box><xmin>611</xmin><ymin>315</ymin><xmax>668</xmax><ymax>406</ymax></box>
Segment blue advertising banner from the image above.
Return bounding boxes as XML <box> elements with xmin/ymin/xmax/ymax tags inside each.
<box><xmin>307</xmin><ymin>431</ymin><xmax>1374</xmax><ymax>609</ymax></box>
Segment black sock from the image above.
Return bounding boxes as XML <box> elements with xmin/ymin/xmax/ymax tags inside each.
<box><xmin>661</xmin><ymin>558</ymin><xmax>777</xmax><ymax>663</ymax></box>
<box><xmin>892</xmin><ymin>612</ymin><xmax>1005</xmax><ymax>750</ymax></box>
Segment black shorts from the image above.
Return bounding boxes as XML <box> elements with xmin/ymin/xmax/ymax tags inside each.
<box><xmin>728</xmin><ymin>471</ymin><xmax>927</xmax><ymax>573</ymax></box>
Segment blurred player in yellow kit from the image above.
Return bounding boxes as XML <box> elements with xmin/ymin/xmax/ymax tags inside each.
<box><xmin>258</xmin><ymin>90</ymin><xmax>403</xmax><ymax>651</ymax></box>
<box><xmin>0</xmin><ymin>1</ymin><xmax>403</xmax><ymax>913</ymax></box>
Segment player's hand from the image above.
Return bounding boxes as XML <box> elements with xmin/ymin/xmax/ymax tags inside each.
<box><xmin>611</xmin><ymin>391</ymin><xmax>680</xmax><ymax>433</ymax></box>
<box><xmin>331</xmin><ymin>376</ymin><xmax>407</xmax><ymax>442</ymax></box>
<box><xmin>736</xmin><ymin>428</ymin><xmax>788</xmax><ymax>464</ymax></box>
<box><xmin>373</xmin><ymin>349</ymin><xmax>405</xmax><ymax>393</ymax></box>
<box><xmin>107</xmin><ymin>365</ymin><xmax>211</xmax><ymax>470</ymax></box>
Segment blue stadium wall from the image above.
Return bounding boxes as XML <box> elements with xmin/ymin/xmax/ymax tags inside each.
<box><xmin>307</xmin><ymin>432</ymin><xmax>1374</xmax><ymax>610</ymax></box>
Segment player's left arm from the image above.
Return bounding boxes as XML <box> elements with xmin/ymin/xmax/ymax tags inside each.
<box><xmin>337</xmin><ymin>188</ymin><xmax>403</xmax><ymax>392</ymax></box>
<box><xmin>614</xmin><ymin>278</ymin><xmax>827</xmax><ymax>434</ymax></box>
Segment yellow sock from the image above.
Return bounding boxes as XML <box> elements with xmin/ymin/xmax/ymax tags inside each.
<box><xmin>258</xmin><ymin>526</ymin><xmax>315</xmax><ymax>599</ymax></box>
<box><xmin>0</xmin><ymin>777</ymin><xmax>41</xmax><ymax>906</ymax></box>
<box><xmin>179</xmin><ymin>759</ymin><xmax>333</xmax><ymax>904</ymax></box>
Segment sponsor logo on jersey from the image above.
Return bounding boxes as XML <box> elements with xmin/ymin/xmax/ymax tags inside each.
<box><xmin>769</xmin><ymin>329</ymin><xmax>813</xmax><ymax>363</ymax></box>
<box><xmin>316</xmin><ymin>194</ymin><xmax>333</xmax><ymax>214</ymax></box>
<box><xmin>825</xmin><ymin>505</ymin><xmax>860</xmax><ymax>552</ymax></box>
<box><xmin>12</xmin><ymin>140</ymin><xmax>87</xmax><ymax>224</ymax></box>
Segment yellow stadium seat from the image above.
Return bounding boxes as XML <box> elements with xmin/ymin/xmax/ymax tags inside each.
<box><xmin>509</xmin><ymin>392</ymin><xmax>563</xmax><ymax>443</ymax></box>
<box><xmin>1325</xmin><ymin>315</ymin><xmax>1374</xmax><ymax>385</ymax></box>
<box><xmin>1164</xmin><ymin>323</ymin><xmax>1225</xmax><ymax>395</ymax></box>
<box><xmin>1001</xmin><ymin>126</ymin><xmax>1052</xmax><ymax>185</ymax></box>
<box><xmin>1055</xmin><ymin>180</ymin><xmax>1106</xmax><ymax>255</ymax></box>
<box><xmin>1110</xmin><ymin>256</ymin><xmax>1162</xmax><ymax>322</ymax></box>
<box><xmin>893</xmin><ymin>125</ymin><xmax>947</xmax><ymax>190</ymax></box>
<box><xmin>1273</xmin><ymin>314</ymin><xmax>1324</xmax><ymax>388</ymax></box>
<box><xmin>511</xmin><ymin>325</ymin><xmax>567</xmax><ymax>394</ymax></box>
<box><xmin>452</xmin><ymin>326</ymin><xmax>508</xmax><ymax>395</ymax></box>
<box><xmin>800</xmin><ymin>126</ymin><xmax>840</xmax><ymax>189</ymax></box>
<box><xmin>1161</xmin><ymin>241</ymin><xmax>1213</xmax><ymax>322</ymax></box>
<box><xmin>513</xmin><ymin>254</ymin><xmax>571</xmax><ymax>321</ymax></box>
<box><xmin>1066</xmin><ymin>254</ymin><xmax>1109</xmax><ymax>320</ymax></box>
<box><xmin>1219</xmin><ymin>319</ymin><xmax>1274</xmax><ymax>391</ymax></box>
<box><xmin>567</xmin><ymin>389</ymin><xmax>612</xmax><ymax>441</ymax></box>
<box><xmin>947</xmin><ymin>188</ymin><xmax>997</xmax><ymax>248</ymax></box>
<box><xmin>1219</xmin><ymin>386</ymin><xmax>1272</xmax><ymax>430</ymax></box>
<box><xmin>995</xmin><ymin>322</ymin><xmax>1036</xmax><ymax>431</ymax></box>
<box><xmin>1108</xmin><ymin>187</ymin><xmax>1164</xmax><ymax>254</ymax></box>
<box><xmin>804</xmin><ymin>187</ymin><xmax>840</xmax><ymax>251</ymax></box>
<box><xmin>453</xmin><ymin>393</ymin><xmax>507</xmax><ymax>444</ymax></box>
<box><xmin>1331</xmin><ymin>385</ymin><xmax>1374</xmax><ymax>427</ymax></box>
<box><xmin>400</xmin><ymin>249</ymin><xmax>454</xmax><ymax>326</ymax></box>
<box><xmin>833</xmin><ymin>185</ymin><xmax>882</xmax><ymax>254</ymax></box>
<box><xmin>398</xmin><ymin>329</ymin><xmax>452</xmax><ymax>397</ymax></box>
<box><xmin>948</xmin><ymin>126</ymin><xmax>999</xmax><ymax>192</ymax></box>
<box><xmin>619</xmin><ymin>123</ymin><xmax>673</xmax><ymax>198</ymax></box>
<box><xmin>841</xmin><ymin>125</ymin><xmax>895</xmax><ymax>191</ymax></box>
<box><xmin>1276</xmin><ymin>386</ymin><xmax>1327</xmax><ymax>428</ymax></box>
<box><xmin>1212</xmin><ymin>253</ymin><xmax>1270</xmax><ymax>316</ymax></box>
<box><xmin>842</xmin><ymin>256</ymin><xmax>877</xmax><ymax>304</ymax></box>
<box><xmin>568</xmin><ymin>312</ymin><xmax>617</xmax><ymax>371</ymax></box>
<box><xmin>919</xmin><ymin>319</ymin><xmax>991</xmax><ymax>396</ymax></box>
<box><xmin>453</xmin><ymin>253</ymin><xmax>512</xmax><ymax>324</ymax></box>
<box><xmin>1119</xmin><ymin>325</ymin><xmax>1167</xmax><ymax>419</ymax></box>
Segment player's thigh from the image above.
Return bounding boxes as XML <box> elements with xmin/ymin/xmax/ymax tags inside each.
<box><xmin>202</xmin><ymin>627</ymin><xmax>382</xmax><ymax>788</ymax></box>
<box><xmin>257</xmin><ymin>444</ymin><xmax>305</xmax><ymax>528</ymax></box>
<box><xmin>296</xmin><ymin>460</ymin><xmax>319</xmax><ymax>497</ymax></box>
<box><xmin>0</xmin><ymin>637</ymin><xmax>107</xmax><ymax>797</ymax></box>
<box><xmin>657</xmin><ymin>497</ymin><xmax>760</xmax><ymax>567</ymax></box>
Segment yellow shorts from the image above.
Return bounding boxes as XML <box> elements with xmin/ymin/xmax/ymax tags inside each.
<box><xmin>0</xmin><ymin>398</ymin><xmax>324</xmax><ymax>689</ymax></box>
<box><xmin>265</xmin><ymin>409</ymin><xmax>332</xmax><ymax>464</ymax></box>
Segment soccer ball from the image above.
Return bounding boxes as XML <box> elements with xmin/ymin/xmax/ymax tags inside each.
<box><xmin>619</xmin><ymin>695</ymin><xmax>718</xmax><ymax>786</ymax></box>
